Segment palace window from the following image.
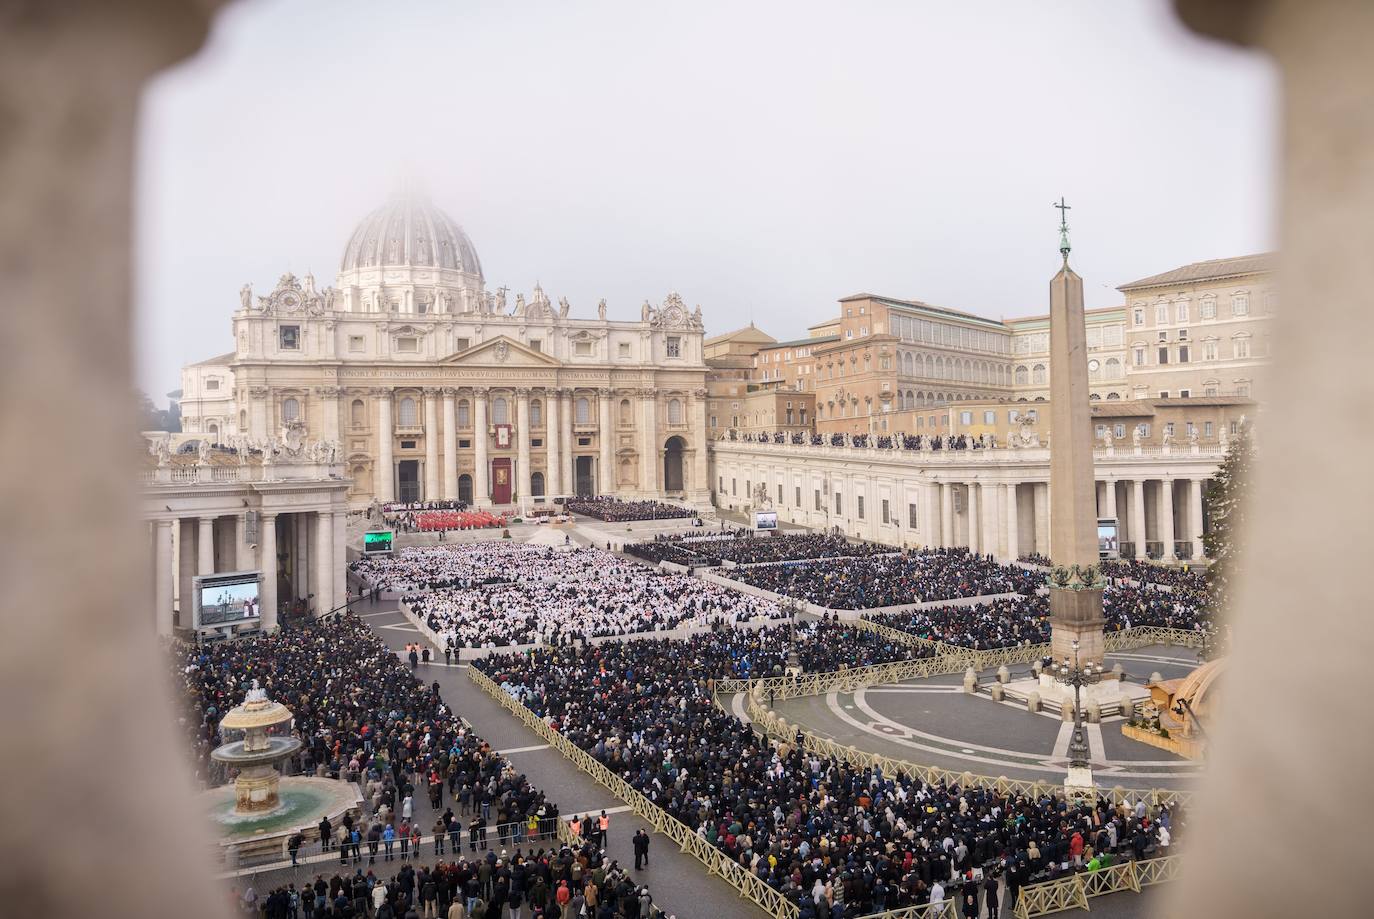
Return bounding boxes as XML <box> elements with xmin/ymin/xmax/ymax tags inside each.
<box><xmin>1158</xmin><ymin>347</ymin><xmax>1169</xmax><ymax>365</ymax></box>
<box><xmin>881</xmin><ymin>499</ymin><xmax>890</xmax><ymax>524</ymax></box>
<box><xmin>1178</xmin><ymin>345</ymin><xmax>1190</xmax><ymax>363</ymax></box>
<box><xmin>908</xmin><ymin>502</ymin><xmax>919</xmax><ymax>529</ymax></box>
<box><xmin>1205</xmin><ymin>421</ymin><xmax>1214</xmax><ymax>437</ymax></box>
<box><xmin>1155</xmin><ymin>304</ymin><xmax>1169</xmax><ymax>324</ymax></box>
<box><xmin>1201</xmin><ymin>298</ymin><xmax>1217</xmax><ymax>319</ymax></box>
<box><xmin>457</xmin><ymin>400</ymin><xmax>470</xmax><ymax>427</ymax></box>
<box><xmin>492</xmin><ymin>397</ymin><xmax>509</xmax><ymax>425</ymax></box>
<box><xmin>667</xmin><ymin>398</ymin><xmax>683</xmax><ymax>424</ymax></box>
<box><xmin>1032</xmin><ymin>364</ymin><xmax>1046</xmax><ymax>384</ymax></box>
<box><xmin>531</xmin><ymin>400</ymin><xmax>543</xmax><ymax>427</ymax></box>
<box><xmin>1176</xmin><ymin>301</ymin><xmax>1190</xmax><ymax>323</ymax></box>
<box><xmin>575</xmin><ymin>397</ymin><xmax>591</xmax><ymax>424</ymax></box>
<box><xmin>1232</xmin><ymin>294</ymin><xmax>1250</xmax><ymax>316</ymax></box>
<box><xmin>1234</xmin><ymin>336</ymin><xmax>1251</xmax><ymax>359</ymax></box>
<box><xmin>398</xmin><ymin>397</ymin><xmax>418</xmax><ymax>427</ymax></box>
<box><xmin>1114</xmin><ymin>423</ymin><xmax>1126</xmax><ymax>439</ymax></box>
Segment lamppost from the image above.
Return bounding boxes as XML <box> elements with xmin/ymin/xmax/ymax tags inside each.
<box><xmin>785</xmin><ymin>598</ymin><xmax>802</xmax><ymax>676</ymax></box>
<box><xmin>1052</xmin><ymin>637</ymin><xmax>1102</xmax><ymax>793</ymax></box>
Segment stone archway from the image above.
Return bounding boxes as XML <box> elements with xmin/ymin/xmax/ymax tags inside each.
<box><xmin>663</xmin><ymin>436</ymin><xmax>686</xmax><ymax>493</ymax></box>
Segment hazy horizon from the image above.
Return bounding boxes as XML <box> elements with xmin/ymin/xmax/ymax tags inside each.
<box><xmin>134</xmin><ymin>0</ymin><xmax>1276</xmax><ymax>399</ymax></box>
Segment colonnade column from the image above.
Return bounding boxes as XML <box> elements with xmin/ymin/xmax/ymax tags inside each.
<box><xmin>940</xmin><ymin>482</ymin><xmax>954</xmax><ymax>547</ymax></box>
<box><xmin>1160</xmin><ymin>478</ymin><xmax>1177</xmax><ymax>562</ymax></box>
<box><xmin>155</xmin><ymin>520</ymin><xmax>174</xmax><ymax>636</ymax></box>
<box><xmin>966</xmin><ymin>484</ymin><xmax>980</xmax><ymax>554</ymax></box>
<box><xmin>315</xmin><ymin>512</ymin><xmax>333</xmax><ymax>614</ymax></box>
<box><xmin>178</xmin><ymin>519</ymin><xmax>195</xmax><ymax>629</ymax></box>
<box><xmin>1004</xmin><ymin>483</ymin><xmax>1020</xmax><ymax>563</ymax></box>
<box><xmin>260</xmin><ymin>514</ymin><xmax>278</xmax><ymax>632</ymax></box>
<box><xmin>640</xmin><ymin>390</ymin><xmax>657</xmax><ymax>494</ymax></box>
<box><xmin>332</xmin><ymin>511</ymin><xmax>346</xmax><ymax>611</ymax></box>
<box><xmin>1130</xmin><ymin>479</ymin><xmax>1147</xmax><ymax>559</ymax></box>
<box><xmin>926</xmin><ymin>482</ymin><xmax>941</xmax><ymax>548</ymax></box>
<box><xmin>198</xmin><ymin>516</ymin><xmax>215</xmax><ymax>576</ymax></box>
<box><xmin>235</xmin><ymin>513</ymin><xmax>250</xmax><ymax>570</ymax></box>
<box><xmin>561</xmin><ymin>390</ymin><xmax>574</xmax><ymax>496</ymax></box>
<box><xmin>599</xmin><ymin>388</ymin><xmax>614</xmax><ymax>495</ymax></box>
<box><xmin>516</xmin><ymin>388</ymin><xmax>532</xmax><ymax>509</ymax></box>
<box><xmin>546</xmin><ymin>389</ymin><xmax>562</xmax><ymax>497</ymax></box>
<box><xmin>376</xmin><ymin>389</ymin><xmax>394</xmax><ymax>503</ymax></box>
<box><xmin>1033</xmin><ymin>482</ymin><xmax>1050</xmax><ymax>557</ymax></box>
<box><xmin>441</xmin><ymin>388</ymin><xmax>458</xmax><ymax>500</ymax></box>
<box><xmin>474</xmin><ymin>388</ymin><xmax>490</xmax><ymax>507</ymax></box>
<box><xmin>1190</xmin><ymin>478</ymin><xmax>1206</xmax><ymax>562</ymax></box>
<box><xmin>1103</xmin><ymin>477</ymin><xmax>1118</xmax><ymax>521</ymax></box>
<box><xmin>423</xmin><ymin>389</ymin><xmax>440</xmax><ymax>501</ymax></box>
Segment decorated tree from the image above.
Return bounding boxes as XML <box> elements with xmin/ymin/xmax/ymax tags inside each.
<box><xmin>1201</xmin><ymin>421</ymin><xmax>1253</xmax><ymax>657</ymax></box>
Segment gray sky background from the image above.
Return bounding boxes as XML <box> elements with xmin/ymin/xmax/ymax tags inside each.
<box><xmin>135</xmin><ymin>0</ymin><xmax>1275</xmax><ymax>398</ymax></box>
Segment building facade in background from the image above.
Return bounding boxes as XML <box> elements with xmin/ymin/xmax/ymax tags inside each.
<box><xmin>182</xmin><ymin>193</ymin><xmax>712</xmax><ymax>508</ymax></box>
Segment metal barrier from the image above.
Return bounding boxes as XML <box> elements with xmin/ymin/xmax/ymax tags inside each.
<box><xmin>1012</xmin><ymin>855</ymin><xmax>1183</xmax><ymax>918</ymax></box>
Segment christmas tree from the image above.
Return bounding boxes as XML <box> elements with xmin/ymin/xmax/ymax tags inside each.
<box><xmin>1201</xmin><ymin>421</ymin><xmax>1253</xmax><ymax>657</ymax></box>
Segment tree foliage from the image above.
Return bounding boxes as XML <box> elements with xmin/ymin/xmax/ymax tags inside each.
<box><xmin>1202</xmin><ymin>423</ymin><xmax>1253</xmax><ymax>653</ymax></box>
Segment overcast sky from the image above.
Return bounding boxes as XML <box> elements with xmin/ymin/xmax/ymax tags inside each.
<box><xmin>135</xmin><ymin>0</ymin><xmax>1276</xmax><ymax>398</ymax></box>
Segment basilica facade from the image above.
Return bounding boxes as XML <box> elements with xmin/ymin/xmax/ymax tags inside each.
<box><xmin>185</xmin><ymin>194</ymin><xmax>711</xmax><ymax>508</ymax></box>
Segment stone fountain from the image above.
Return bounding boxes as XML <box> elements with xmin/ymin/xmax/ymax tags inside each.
<box><xmin>199</xmin><ymin>681</ymin><xmax>361</xmax><ymax>864</ymax></box>
<box><xmin>210</xmin><ymin>681</ymin><xmax>303</xmax><ymax>813</ymax></box>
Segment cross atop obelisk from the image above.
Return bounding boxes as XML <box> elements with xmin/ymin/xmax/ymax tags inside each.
<box><xmin>1046</xmin><ymin>197</ymin><xmax>1106</xmax><ymax>669</ymax></box>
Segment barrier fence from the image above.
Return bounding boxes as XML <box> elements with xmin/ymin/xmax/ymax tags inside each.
<box><xmin>1012</xmin><ymin>853</ymin><xmax>1184</xmax><ymax>918</ymax></box>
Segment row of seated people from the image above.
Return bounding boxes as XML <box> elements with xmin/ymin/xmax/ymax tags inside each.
<box><xmin>407</xmin><ymin>546</ymin><xmax>786</xmax><ymax>649</ymax></box>
<box><xmin>350</xmin><ymin>543</ymin><xmax>605</xmax><ymax>593</ymax></box>
<box><xmin>169</xmin><ymin>616</ymin><xmax>552</xmax><ymax>843</ymax></box>
<box><xmin>726</xmin><ymin>430</ymin><xmax>994</xmax><ymax>451</ymax></box>
<box><xmin>1100</xmin><ymin>559</ymin><xmax>1209</xmax><ymax>592</ymax></box>
<box><xmin>867</xmin><ymin>582</ymin><xmax>1209</xmax><ymax>649</ymax></box>
<box><xmin>476</xmin><ymin>632</ymin><xmax>1176</xmax><ymax>917</ymax></box>
<box><xmin>565</xmin><ymin>496</ymin><xmax>695</xmax><ymax>521</ymax></box>
<box><xmin>384</xmin><ymin>509</ymin><xmax>507</xmax><ymax>533</ymax></box>
<box><xmin>721</xmin><ymin>548</ymin><xmax>1043</xmax><ymax>610</ymax></box>
<box><xmin>628</xmin><ymin>532</ymin><xmax>892</xmax><ymax>568</ymax></box>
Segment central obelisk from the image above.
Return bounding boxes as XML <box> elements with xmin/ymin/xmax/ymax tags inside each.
<box><xmin>1047</xmin><ymin>200</ymin><xmax>1107</xmax><ymax>669</ymax></box>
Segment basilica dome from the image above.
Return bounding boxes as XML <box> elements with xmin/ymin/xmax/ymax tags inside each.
<box><xmin>339</xmin><ymin>194</ymin><xmax>483</xmax><ymax>278</ymax></box>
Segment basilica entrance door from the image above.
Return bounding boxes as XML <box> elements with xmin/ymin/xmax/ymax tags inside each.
<box><xmin>398</xmin><ymin>460</ymin><xmax>420</xmax><ymax>503</ymax></box>
<box><xmin>575</xmin><ymin>456</ymin><xmax>595</xmax><ymax>497</ymax></box>
<box><xmin>491</xmin><ymin>458</ymin><xmax>512</xmax><ymax>505</ymax></box>
<box><xmin>458</xmin><ymin>474</ymin><xmax>473</xmax><ymax>505</ymax></box>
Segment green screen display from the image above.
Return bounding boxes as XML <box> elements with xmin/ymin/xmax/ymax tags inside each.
<box><xmin>364</xmin><ymin>531</ymin><xmax>393</xmax><ymax>552</ymax></box>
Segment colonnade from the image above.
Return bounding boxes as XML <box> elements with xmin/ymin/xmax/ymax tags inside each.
<box><xmin>150</xmin><ymin>508</ymin><xmax>347</xmax><ymax>636</ymax></box>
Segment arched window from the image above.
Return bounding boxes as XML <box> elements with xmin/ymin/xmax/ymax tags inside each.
<box><xmin>492</xmin><ymin>396</ymin><xmax>509</xmax><ymax>424</ymax></box>
<box><xmin>667</xmin><ymin>398</ymin><xmax>683</xmax><ymax>424</ymax></box>
<box><xmin>282</xmin><ymin>397</ymin><xmax>300</xmax><ymax>422</ymax></box>
<box><xmin>350</xmin><ymin>399</ymin><xmax>365</xmax><ymax>428</ymax></box>
<box><xmin>398</xmin><ymin>396</ymin><xmax>417</xmax><ymax>427</ymax></box>
<box><xmin>576</xmin><ymin>397</ymin><xmax>591</xmax><ymax>424</ymax></box>
<box><xmin>896</xmin><ymin>392</ymin><xmax>905</xmax><ymax>411</ymax></box>
<box><xmin>1032</xmin><ymin>364</ymin><xmax>1047</xmax><ymax>385</ymax></box>
<box><xmin>1106</xmin><ymin>392</ymin><xmax>1121</xmax><ymax>400</ymax></box>
<box><xmin>531</xmin><ymin>400</ymin><xmax>543</xmax><ymax>427</ymax></box>
<box><xmin>1105</xmin><ymin>357</ymin><xmax>1121</xmax><ymax>380</ymax></box>
<box><xmin>208</xmin><ymin>424</ymin><xmax>219</xmax><ymax>442</ymax></box>
<box><xmin>1014</xmin><ymin>365</ymin><xmax>1029</xmax><ymax>386</ymax></box>
<box><xmin>619</xmin><ymin>399</ymin><xmax>632</xmax><ymax>424</ymax></box>
<box><xmin>239</xmin><ymin>409</ymin><xmax>247</xmax><ymax>430</ymax></box>
<box><xmin>531</xmin><ymin>471</ymin><xmax>546</xmax><ymax>497</ymax></box>
<box><xmin>457</xmin><ymin>399</ymin><xmax>471</xmax><ymax>428</ymax></box>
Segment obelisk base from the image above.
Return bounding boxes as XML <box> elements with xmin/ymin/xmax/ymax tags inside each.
<box><xmin>1048</xmin><ymin>586</ymin><xmax>1106</xmax><ymax>668</ymax></box>
<box><xmin>1064</xmin><ymin>765</ymin><xmax>1097</xmax><ymax>802</ymax></box>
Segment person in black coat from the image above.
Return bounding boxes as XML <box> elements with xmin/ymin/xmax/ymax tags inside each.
<box><xmin>632</xmin><ymin>829</ymin><xmax>650</xmax><ymax>870</ymax></box>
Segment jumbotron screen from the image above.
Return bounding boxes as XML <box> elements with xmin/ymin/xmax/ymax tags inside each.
<box><xmin>195</xmin><ymin>571</ymin><xmax>261</xmax><ymax>627</ymax></box>
<box><xmin>1097</xmin><ymin>518</ymin><xmax>1120</xmax><ymax>558</ymax></box>
<box><xmin>755</xmin><ymin>511</ymin><xmax>779</xmax><ymax>531</ymax></box>
<box><xmin>363</xmin><ymin>530</ymin><xmax>394</xmax><ymax>554</ymax></box>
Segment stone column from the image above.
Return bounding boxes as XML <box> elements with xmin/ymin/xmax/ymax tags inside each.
<box><xmin>441</xmin><ymin>388</ymin><xmax>458</xmax><ymax>500</ymax></box>
<box><xmin>1160</xmin><ymin>478</ymin><xmax>1177</xmax><ymax>561</ymax></box>
<box><xmin>1033</xmin><ymin>482</ymin><xmax>1050</xmax><ymax>557</ymax></box>
<box><xmin>474</xmin><ymin>388</ymin><xmax>489</xmax><ymax>506</ymax></box>
<box><xmin>599</xmin><ymin>388</ymin><xmax>614</xmax><ymax>496</ymax></box>
<box><xmin>926</xmin><ymin>482</ymin><xmax>941</xmax><ymax>547</ymax></box>
<box><xmin>260</xmin><ymin>514</ymin><xmax>278</xmax><ymax>632</ymax></box>
<box><xmin>640</xmin><ymin>390</ymin><xmax>657</xmax><ymax>494</ymax></box>
<box><xmin>1131</xmin><ymin>479</ymin><xmax>1147</xmax><ymax>558</ymax></box>
<box><xmin>197</xmin><ymin>516</ymin><xmax>215</xmax><ymax>576</ymax></box>
<box><xmin>155</xmin><ymin>520</ymin><xmax>174</xmax><ymax>636</ymax></box>
<box><xmin>940</xmin><ymin>482</ymin><xmax>954</xmax><ymax>547</ymax></box>
<box><xmin>561</xmin><ymin>390</ymin><xmax>575</xmax><ymax>495</ymax></box>
<box><xmin>546</xmin><ymin>388</ymin><xmax>562</xmax><ymax>496</ymax></box>
<box><xmin>315</xmin><ymin>511</ymin><xmax>333</xmax><ymax>614</ymax></box>
<box><xmin>178</xmin><ymin>519</ymin><xmax>195</xmax><ymax>629</ymax></box>
<box><xmin>1190</xmin><ymin>478</ymin><xmax>1206</xmax><ymax>562</ymax></box>
<box><xmin>376</xmin><ymin>389</ymin><xmax>394</xmax><ymax>503</ymax></box>
<box><xmin>235</xmin><ymin>513</ymin><xmax>249</xmax><ymax>570</ymax></box>
<box><xmin>967</xmin><ymin>483</ymin><xmax>980</xmax><ymax>554</ymax></box>
<box><xmin>1103</xmin><ymin>477</ymin><xmax>1118</xmax><ymax>521</ymax></box>
<box><xmin>423</xmin><ymin>388</ymin><xmax>440</xmax><ymax>501</ymax></box>
<box><xmin>332</xmin><ymin>510</ymin><xmax>347</xmax><ymax>611</ymax></box>
<box><xmin>516</xmin><ymin>388</ymin><xmax>532</xmax><ymax>509</ymax></box>
<box><xmin>691</xmin><ymin>388</ymin><xmax>709</xmax><ymax>500</ymax></box>
<box><xmin>1005</xmin><ymin>482</ymin><xmax>1020</xmax><ymax>562</ymax></box>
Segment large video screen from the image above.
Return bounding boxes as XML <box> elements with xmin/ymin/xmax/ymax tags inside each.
<box><xmin>364</xmin><ymin>530</ymin><xmax>394</xmax><ymax>554</ymax></box>
<box><xmin>755</xmin><ymin>510</ymin><xmax>779</xmax><ymax>531</ymax></box>
<box><xmin>196</xmin><ymin>571</ymin><xmax>261</xmax><ymax>627</ymax></box>
<box><xmin>1097</xmin><ymin>518</ymin><xmax>1120</xmax><ymax>559</ymax></box>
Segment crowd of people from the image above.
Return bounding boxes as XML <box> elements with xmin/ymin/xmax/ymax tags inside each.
<box><xmin>565</xmin><ymin>497</ymin><xmax>695</xmax><ymax>522</ymax></box>
<box><xmin>239</xmin><ymin>839</ymin><xmax>669</xmax><ymax>919</ymax></box>
<box><xmin>868</xmin><ymin>581</ymin><xmax>1209</xmax><ymax>649</ymax></box>
<box><xmin>477</xmin><ymin>631</ymin><xmax>1176</xmax><ymax>917</ymax></box>
<box><xmin>1100</xmin><ymin>559</ymin><xmax>1209</xmax><ymax>593</ymax></box>
<box><xmin>170</xmin><ymin>616</ymin><xmax>554</xmax><ymax>845</ymax></box>
<box><xmin>405</xmin><ymin>546</ymin><xmax>787</xmax><ymax>649</ymax></box>
<box><xmin>721</xmin><ymin>549</ymin><xmax>1043</xmax><ymax>610</ymax></box>
<box><xmin>723</xmin><ymin>430</ymin><xmax>997</xmax><ymax>452</ymax></box>
<box><xmin>350</xmin><ymin>544</ymin><xmax>592</xmax><ymax>593</ymax></box>
<box><xmin>627</xmin><ymin>533</ymin><xmax>892</xmax><ymax>569</ymax></box>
